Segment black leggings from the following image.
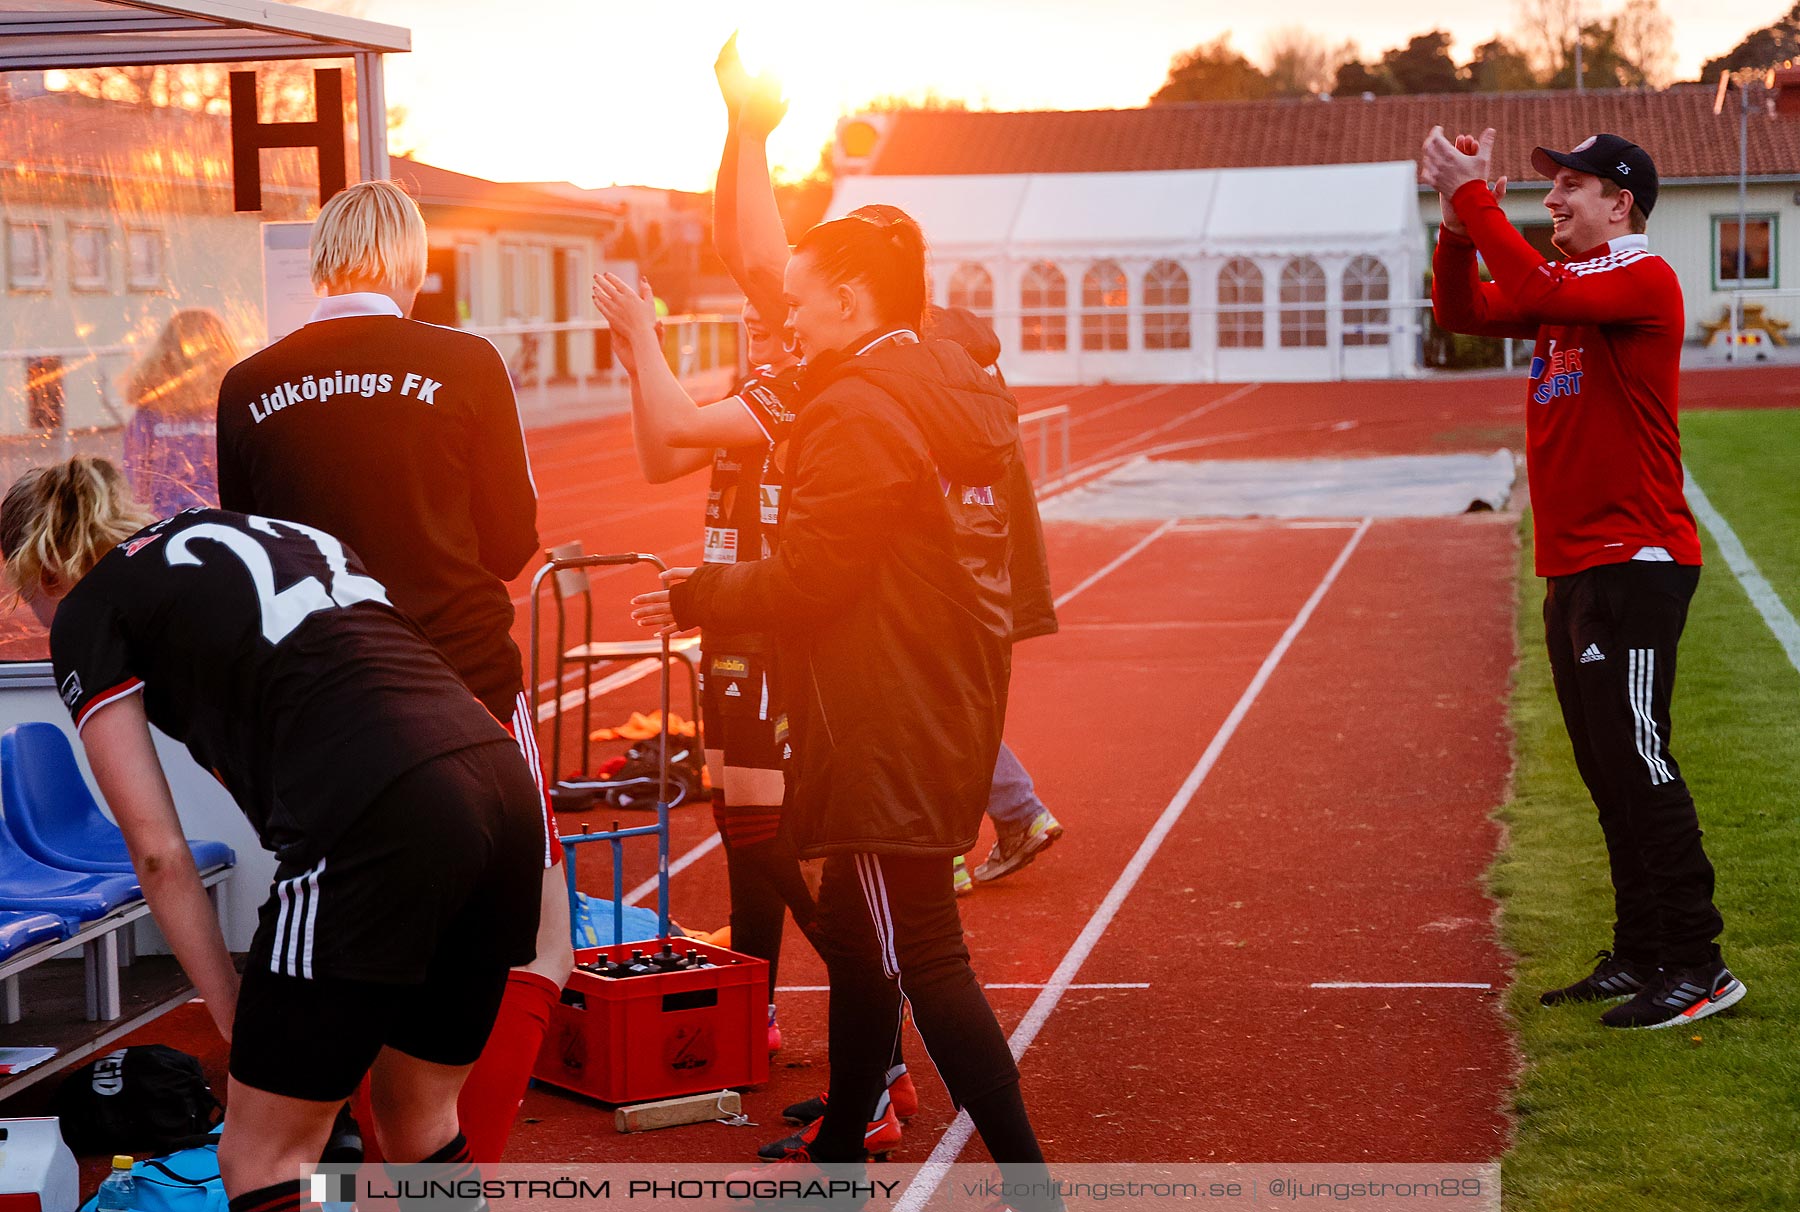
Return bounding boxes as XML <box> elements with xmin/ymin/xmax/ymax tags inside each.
<box><xmin>809</xmin><ymin>852</ymin><xmax>1043</xmax><ymax>1170</ymax></box>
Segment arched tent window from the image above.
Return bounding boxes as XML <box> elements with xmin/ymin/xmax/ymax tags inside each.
<box><xmin>947</xmin><ymin>262</ymin><xmax>994</xmax><ymax>317</ymax></box>
<box><xmin>1081</xmin><ymin>260</ymin><xmax>1129</xmax><ymax>351</ymax></box>
<box><xmin>1020</xmin><ymin>262</ymin><xmax>1067</xmax><ymax>352</ymax></box>
<box><xmin>1342</xmin><ymin>256</ymin><xmax>1390</xmax><ymax>347</ymax></box>
<box><xmin>1143</xmin><ymin>260</ymin><xmax>1191</xmax><ymax>350</ymax></box>
<box><xmin>1279</xmin><ymin>258</ymin><xmax>1327</xmax><ymax>348</ymax></box>
<box><xmin>1217</xmin><ymin>259</ymin><xmax>1263</xmax><ymax>349</ymax></box>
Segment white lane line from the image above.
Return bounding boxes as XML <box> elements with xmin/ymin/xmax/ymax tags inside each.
<box><xmin>1064</xmin><ymin>382</ymin><xmax>1182</xmax><ymax>428</ymax></box>
<box><xmin>1685</xmin><ymin>467</ymin><xmax>1800</xmax><ymax>676</ymax></box>
<box><xmin>535</xmin><ymin>657</ymin><xmax>666</xmax><ymax>723</ymax></box>
<box><xmin>1040</xmin><ymin>382</ymin><xmax>1261</xmax><ymax>496</ymax></box>
<box><xmin>985</xmin><ymin>982</ymin><xmax>1151</xmax><ymax>990</ymax></box>
<box><xmin>619</xmin><ymin>832</ymin><xmax>723</xmax><ymax>907</ymax></box>
<box><xmin>895</xmin><ymin>517</ymin><xmax>1373</xmax><ymax>1212</ymax></box>
<box><xmin>1052</xmin><ymin>519</ymin><xmax>1177</xmax><ymax>610</ymax></box>
<box><xmin>1311</xmin><ymin>982</ymin><xmax>1493</xmax><ymax>990</ymax></box>
<box><xmin>1172</xmin><ymin>520</ymin><xmax>1361</xmax><ymax>533</ymax></box>
<box><xmin>773</xmin><ymin>982</ymin><xmax>1152</xmax><ymax>993</ymax></box>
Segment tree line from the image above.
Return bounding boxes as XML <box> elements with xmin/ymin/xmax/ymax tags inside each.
<box><xmin>1152</xmin><ymin>0</ymin><xmax>1799</xmax><ymax>102</ymax></box>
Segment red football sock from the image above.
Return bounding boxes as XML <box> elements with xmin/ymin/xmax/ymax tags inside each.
<box><xmin>351</xmin><ymin>1079</ymin><xmax>382</xmax><ymax>1163</ymax></box>
<box><xmin>455</xmin><ymin>969</ymin><xmax>561</xmax><ymax>1163</ymax></box>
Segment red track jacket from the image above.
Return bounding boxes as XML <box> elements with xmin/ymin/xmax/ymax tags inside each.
<box><xmin>1432</xmin><ymin>181</ymin><xmax>1701</xmax><ymax>577</ymax></box>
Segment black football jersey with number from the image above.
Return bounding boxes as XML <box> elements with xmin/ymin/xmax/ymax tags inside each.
<box><xmin>701</xmin><ymin>365</ymin><xmax>803</xmax><ymax>650</ymax></box>
<box><xmin>50</xmin><ymin>509</ymin><xmax>507</xmax><ymax>866</ymax></box>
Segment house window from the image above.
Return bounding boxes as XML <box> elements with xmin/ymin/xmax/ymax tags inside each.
<box><xmin>1020</xmin><ymin>261</ymin><xmax>1067</xmax><ymax>352</ymax></box>
<box><xmin>500</xmin><ymin>243</ymin><xmax>520</xmax><ymax>319</ymax></box>
<box><xmin>1080</xmin><ymin>261</ymin><xmax>1129</xmax><ymax>351</ymax></box>
<box><xmin>455</xmin><ymin>243</ymin><xmax>478</xmax><ymax>325</ymax></box>
<box><xmin>1217</xmin><ymin>258</ymin><xmax>1263</xmax><ymax>349</ymax></box>
<box><xmin>8</xmin><ymin>222</ymin><xmax>51</xmax><ymax>290</ymax></box>
<box><xmin>1342</xmin><ymin>256</ymin><xmax>1390</xmax><ymax>347</ymax></box>
<box><xmin>1279</xmin><ymin>258</ymin><xmax>1327</xmax><ymax>348</ymax></box>
<box><xmin>69</xmin><ymin>225</ymin><xmax>108</xmax><ymax>291</ymax></box>
<box><xmin>126</xmin><ymin>228</ymin><xmax>164</xmax><ymax>291</ymax></box>
<box><xmin>524</xmin><ymin>245</ymin><xmax>547</xmax><ymax>321</ymax></box>
<box><xmin>947</xmin><ymin>262</ymin><xmax>993</xmax><ymax>316</ymax></box>
<box><xmin>1143</xmin><ymin>260</ymin><xmax>1191</xmax><ymax>351</ymax></box>
<box><xmin>1714</xmin><ymin>215</ymin><xmax>1776</xmax><ymax>289</ymax></box>
<box><xmin>1518</xmin><ymin>222</ymin><xmax>1559</xmax><ymax>261</ymax></box>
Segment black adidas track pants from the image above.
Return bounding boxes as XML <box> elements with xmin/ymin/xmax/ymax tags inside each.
<box><xmin>1543</xmin><ymin>560</ymin><xmax>1724</xmax><ymax>969</ymax></box>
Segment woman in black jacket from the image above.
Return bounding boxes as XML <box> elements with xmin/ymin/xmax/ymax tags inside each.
<box><xmin>632</xmin><ymin>208</ymin><xmax>1052</xmax><ymax>1193</ymax></box>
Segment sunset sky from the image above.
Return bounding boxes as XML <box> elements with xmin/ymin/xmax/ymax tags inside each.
<box><xmin>345</xmin><ymin>0</ymin><xmax>1780</xmax><ymax>192</ymax></box>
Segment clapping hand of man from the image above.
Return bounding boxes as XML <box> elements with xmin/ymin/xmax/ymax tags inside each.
<box><xmin>1419</xmin><ymin>126</ymin><xmax>1508</xmax><ymax>236</ymax></box>
<box><xmin>591</xmin><ymin>272</ymin><xmax>663</xmax><ymax>379</ymax></box>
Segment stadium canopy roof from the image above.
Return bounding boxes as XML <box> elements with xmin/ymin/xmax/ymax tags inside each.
<box><xmin>0</xmin><ymin>0</ymin><xmax>410</xmax><ymax>177</ymax></box>
<box><xmin>0</xmin><ymin>0</ymin><xmax>409</xmax><ymax>70</ymax></box>
<box><xmin>828</xmin><ymin>162</ymin><xmax>1421</xmax><ymax>258</ymax></box>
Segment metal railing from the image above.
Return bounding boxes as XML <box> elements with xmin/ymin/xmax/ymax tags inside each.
<box><xmin>958</xmin><ymin>298</ymin><xmax>1434</xmax><ymax>383</ymax></box>
<box><xmin>465</xmin><ymin>314</ymin><xmax>744</xmax><ymax>424</ymax></box>
<box><xmin>1018</xmin><ymin>404</ymin><xmax>1071</xmax><ymax>485</ymax></box>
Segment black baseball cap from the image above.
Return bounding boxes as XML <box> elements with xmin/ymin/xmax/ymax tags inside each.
<box><xmin>1531</xmin><ymin>133</ymin><xmax>1659</xmax><ymax>216</ymax></box>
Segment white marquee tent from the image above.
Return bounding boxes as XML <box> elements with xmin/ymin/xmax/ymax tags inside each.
<box><xmin>828</xmin><ymin>161</ymin><xmax>1426</xmax><ymax>384</ymax></box>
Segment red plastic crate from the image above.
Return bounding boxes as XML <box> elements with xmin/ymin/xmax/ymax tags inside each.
<box><xmin>533</xmin><ymin>939</ymin><xmax>769</xmax><ymax>1103</ymax></box>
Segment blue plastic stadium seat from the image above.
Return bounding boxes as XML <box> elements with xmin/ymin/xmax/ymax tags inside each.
<box><xmin>0</xmin><ymin>810</ymin><xmax>140</xmax><ymax>924</ymax></box>
<box><xmin>0</xmin><ymin>910</ymin><xmax>68</xmax><ymax>961</ymax></box>
<box><xmin>1</xmin><ymin>723</ymin><xmax>234</xmax><ymax>875</ymax></box>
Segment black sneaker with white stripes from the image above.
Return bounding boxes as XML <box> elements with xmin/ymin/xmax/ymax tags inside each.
<box><xmin>1600</xmin><ymin>961</ymin><xmax>1746</xmax><ymax>1030</ymax></box>
<box><xmin>1538</xmin><ymin>949</ymin><xmax>1653</xmax><ymax>1006</ymax></box>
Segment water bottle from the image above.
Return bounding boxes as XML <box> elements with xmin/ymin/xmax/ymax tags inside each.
<box><xmin>96</xmin><ymin>1157</ymin><xmax>135</xmax><ymax>1212</ymax></box>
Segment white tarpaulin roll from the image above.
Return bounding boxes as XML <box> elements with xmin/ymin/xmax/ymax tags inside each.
<box><xmin>1042</xmin><ymin>450</ymin><xmax>1517</xmax><ymax>521</ymax></box>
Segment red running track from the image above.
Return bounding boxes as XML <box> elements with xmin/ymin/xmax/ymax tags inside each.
<box><xmin>65</xmin><ymin>362</ymin><xmax>1800</xmax><ymax>1179</ymax></box>
<box><xmin>39</xmin><ymin>364</ymin><xmax>1799</xmax><ymax>1190</ymax></box>
<box><xmin>500</xmin><ymin>380</ymin><xmax>1527</xmax><ymax>1167</ymax></box>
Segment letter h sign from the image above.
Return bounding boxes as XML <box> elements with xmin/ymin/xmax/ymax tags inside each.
<box><xmin>230</xmin><ymin>68</ymin><xmax>349</xmax><ymax>212</ymax></box>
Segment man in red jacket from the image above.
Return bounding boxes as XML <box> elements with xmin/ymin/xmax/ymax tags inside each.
<box><xmin>1421</xmin><ymin>127</ymin><xmax>1744</xmax><ymax>1030</ymax></box>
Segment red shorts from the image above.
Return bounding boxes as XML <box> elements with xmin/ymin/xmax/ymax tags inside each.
<box><xmin>503</xmin><ymin>690</ymin><xmax>564</xmax><ymax>869</ymax></box>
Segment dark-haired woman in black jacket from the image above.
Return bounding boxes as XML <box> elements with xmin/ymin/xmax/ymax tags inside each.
<box><xmin>631</xmin><ymin>209</ymin><xmax>1055</xmax><ymax>1205</ymax></box>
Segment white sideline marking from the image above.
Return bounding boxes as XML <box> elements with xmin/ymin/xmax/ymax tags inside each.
<box><xmin>773</xmin><ymin>982</ymin><xmax>1152</xmax><ymax>993</ymax></box>
<box><xmin>1052</xmin><ymin>519</ymin><xmax>1177</xmax><ymax>610</ymax></box>
<box><xmin>1311</xmin><ymin>982</ymin><xmax>1493</xmax><ymax>990</ymax></box>
<box><xmin>1685</xmin><ymin>467</ymin><xmax>1800</xmax><ymax>677</ymax></box>
<box><xmin>894</xmin><ymin>517</ymin><xmax>1373</xmax><ymax>1212</ymax></box>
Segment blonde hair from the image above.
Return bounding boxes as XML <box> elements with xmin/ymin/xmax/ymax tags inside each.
<box><xmin>128</xmin><ymin>309</ymin><xmax>240</xmax><ymax>417</ymax></box>
<box><xmin>309</xmin><ymin>180</ymin><xmax>428</xmax><ymax>296</ymax></box>
<box><xmin>1</xmin><ymin>458</ymin><xmax>157</xmax><ymax>602</ymax></box>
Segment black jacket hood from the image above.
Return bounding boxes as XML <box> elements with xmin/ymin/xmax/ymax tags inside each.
<box><xmin>807</xmin><ymin>337</ymin><xmax>1016</xmax><ymax>488</ymax></box>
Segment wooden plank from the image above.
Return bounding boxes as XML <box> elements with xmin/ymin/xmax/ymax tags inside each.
<box><xmin>613</xmin><ymin>1090</ymin><xmax>740</xmax><ymax>1134</ymax></box>
<box><xmin>0</xmin><ymin>956</ymin><xmax>195</xmax><ymax>1102</ymax></box>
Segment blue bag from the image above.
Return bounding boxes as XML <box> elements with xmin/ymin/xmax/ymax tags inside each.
<box><xmin>572</xmin><ymin>892</ymin><xmax>677</xmax><ymax>950</ymax></box>
<box><xmin>78</xmin><ymin>1126</ymin><xmax>226</xmax><ymax>1212</ymax></box>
